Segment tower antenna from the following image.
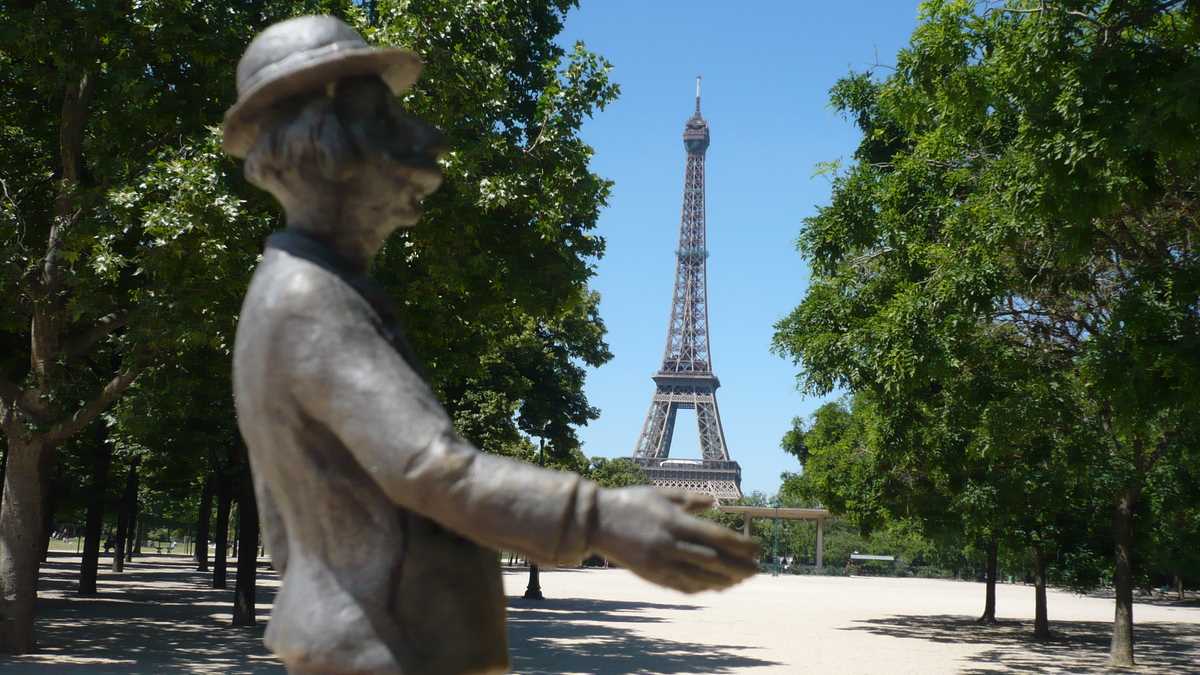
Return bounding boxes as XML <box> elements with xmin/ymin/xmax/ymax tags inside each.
<box><xmin>695</xmin><ymin>75</ymin><xmax>702</xmax><ymax>113</ymax></box>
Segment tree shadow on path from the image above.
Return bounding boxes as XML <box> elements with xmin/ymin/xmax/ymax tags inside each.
<box><xmin>841</xmin><ymin>614</ymin><xmax>1200</xmax><ymax>673</ymax></box>
<box><xmin>507</xmin><ymin>596</ymin><xmax>783</xmax><ymax>674</ymax></box>
<box><xmin>1</xmin><ymin>554</ymin><xmax>282</xmax><ymax>674</ymax></box>
<box><xmin>17</xmin><ymin>556</ymin><xmax>780</xmax><ymax>674</ymax></box>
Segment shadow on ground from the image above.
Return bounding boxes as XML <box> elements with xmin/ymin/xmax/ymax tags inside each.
<box><xmin>16</xmin><ymin>556</ymin><xmax>778</xmax><ymax>674</ymax></box>
<box><xmin>842</xmin><ymin>614</ymin><xmax>1200</xmax><ymax>674</ymax></box>
<box><xmin>1085</xmin><ymin>588</ymin><xmax>1200</xmax><ymax>609</ymax></box>
<box><xmin>2</xmin><ymin>553</ymin><xmax>283</xmax><ymax>674</ymax></box>
<box><xmin>507</xmin><ymin>596</ymin><xmax>782</xmax><ymax>674</ymax></box>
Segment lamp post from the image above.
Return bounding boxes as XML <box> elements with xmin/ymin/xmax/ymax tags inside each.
<box><xmin>523</xmin><ymin>436</ymin><xmax>545</xmax><ymax>600</ymax></box>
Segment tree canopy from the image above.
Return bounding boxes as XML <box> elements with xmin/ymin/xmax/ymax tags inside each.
<box><xmin>774</xmin><ymin>0</ymin><xmax>1199</xmax><ymax>664</ymax></box>
<box><xmin>0</xmin><ymin>0</ymin><xmax>618</xmax><ymax>652</ymax></box>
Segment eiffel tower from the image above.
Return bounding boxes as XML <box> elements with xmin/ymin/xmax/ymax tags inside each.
<box><xmin>632</xmin><ymin>78</ymin><xmax>742</xmax><ymax>502</ymax></box>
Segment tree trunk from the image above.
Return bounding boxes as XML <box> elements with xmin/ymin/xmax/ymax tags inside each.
<box><xmin>111</xmin><ymin>499</ymin><xmax>127</xmax><ymax>573</ymax></box>
<box><xmin>1177</xmin><ymin>573</ymin><xmax>1185</xmax><ymax>601</ymax></box>
<box><xmin>195</xmin><ymin>474</ymin><xmax>213</xmax><ymax>571</ymax></box>
<box><xmin>125</xmin><ymin>470</ymin><xmax>139</xmax><ymax>563</ymax></box>
<box><xmin>39</xmin><ymin>453</ymin><xmax>58</xmax><ymax>564</ymax></box>
<box><xmin>78</xmin><ymin>421</ymin><xmax>112</xmax><ymax>595</ymax></box>
<box><xmin>232</xmin><ymin>472</ymin><xmax>259</xmax><ymax>627</ymax></box>
<box><xmin>212</xmin><ymin>474</ymin><xmax>232</xmax><ymax>589</ymax></box>
<box><xmin>111</xmin><ymin>459</ymin><xmax>139</xmax><ymax>573</ymax></box>
<box><xmin>0</xmin><ymin>434</ymin><xmax>7</xmax><ymax>516</ymax></box>
<box><xmin>126</xmin><ymin>516</ymin><xmax>138</xmax><ymax>562</ymax></box>
<box><xmin>1033</xmin><ymin>547</ymin><xmax>1049</xmax><ymax>639</ymax></box>
<box><xmin>977</xmin><ymin>539</ymin><xmax>998</xmax><ymax>624</ymax></box>
<box><xmin>0</xmin><ymin>436</ymin><xmax>49</xmax><ymax>653</ymax></box>
<box><xmin>40</xmin><ymin>523</ymin><xmax>52</xmax><ymax>564</ymax></box>
<box><xmin>1109</xmin><ymin>488</ymin><xmax>1137</xmax><ymax>667</ymax></box>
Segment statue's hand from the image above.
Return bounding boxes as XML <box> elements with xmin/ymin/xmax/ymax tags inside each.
<box><xmin>592</xmin><ymin>486</ymin><xmax>760</xmax><ymax>593</ymax></box>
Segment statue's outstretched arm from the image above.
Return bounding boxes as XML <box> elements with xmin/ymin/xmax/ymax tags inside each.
<box><xmin>284</xmin><ymin>308</ymin><xmax>759</xmax><ymax>591</ymax></box>
<box><xmin>284</xmin><ymin>311</ymin><xmax>596</xmax><ymax>563</ymax></box>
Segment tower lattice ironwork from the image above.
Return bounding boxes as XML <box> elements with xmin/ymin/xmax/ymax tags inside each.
<box><xmin>632</xmin><ymin>78</ymin><xmax>742</xmax><ymax>502</ymax></box>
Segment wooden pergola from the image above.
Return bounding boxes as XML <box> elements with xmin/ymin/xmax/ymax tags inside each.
<box><xmin>717</xmin><ymin>506</ymin><xmax>831</xmax><ymax>570</ymax></box>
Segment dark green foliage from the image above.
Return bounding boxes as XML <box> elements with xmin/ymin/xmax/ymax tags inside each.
<box><xmin>774</xmin><ymin>0</ymin><xmax>1199</xmax><ymax>660</ymax></box>
<box><xmin>364</xmin><ymin>0</ymin><xmax>618</xmax><ymax>459</ymax></box>
<box><xmin>0</xmin><ymin>0</ymin><xmax>618</xmax><ymax>651</ymax></box>
<box><xmin>586</xmin><ymin>457</ymin><xmax>648</xmax><ymax>489</ymax></box>
<box><xmin>778</xmin><ymin>400</ymin><xmax>891</xmax><ymax>533</ymax></box>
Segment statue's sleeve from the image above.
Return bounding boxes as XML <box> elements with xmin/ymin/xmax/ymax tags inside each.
<box><xmin>252</xmin><ymin>468</ymin><xmax>289</xmax><ymax>574</ymax></box>
<box><xmin>283</xmin><ymin>311</ymin><xmax>599</xmax><ymax>564</ymax></box>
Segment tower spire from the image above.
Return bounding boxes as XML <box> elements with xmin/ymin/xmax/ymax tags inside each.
<box><xmin>695</xmin><ymin>75</ymin><xmax>701</xmax><ymax>114</ymax></box>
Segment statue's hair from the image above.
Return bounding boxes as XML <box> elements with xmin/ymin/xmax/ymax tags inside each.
<box><xmin>243</xmin><ymin>93</ymin><xmax>363</xmax><ymax>198</ymax></box>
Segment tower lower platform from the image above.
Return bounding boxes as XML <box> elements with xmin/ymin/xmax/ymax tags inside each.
<box><xmin>634</xmin><ymin>458</ymin><xmax>743</xmax><ymax>502</ymax></box>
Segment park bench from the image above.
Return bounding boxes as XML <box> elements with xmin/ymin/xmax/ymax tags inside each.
<box><xmin>848</xmin><ymin>553</ymin><xmax>895</xmax><ymax>576</ymax></box>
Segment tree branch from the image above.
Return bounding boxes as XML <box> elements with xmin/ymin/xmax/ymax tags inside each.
<box><xmin>44</xmin><ymin>70</ymin><xmax>95</xmax><ymax>294</ymax></box>
<box><xmin>990</xmin><ymin>1</ymin><xmax>1048</xmax><ymax>17</ymax></box>
<box><xmin>0</xmin><ymin>373</ymin><xmax>55</xmax><ymax>424</ymax></box>
<box><xmin>30</xmin><ymin>72</ymin><xmax>97</xmax><ymax>398</ymax></box>
<box><xmin>62</xmin><ymin>312</ymin><xmax>129</xmax><ymax>359</ymax></box>
<box><xmin>43</xmin><ymin>367</ymin><xmax>139</xmax><ymax>446</ymax></box>
<box><xmin>847</xmin><ymin>247</ymin><xmax>895</xmax><ymax>268</ymax></box>
<box><xmin>994</xmin><ymin>0</ymin><xmax>1188</xmax><ymax>45</ymax></box>
<box><xmin>989</xmin><ymin>306</ymin><xmax>1098</xmax><ymax>337</ymax></box>
<box><xmin>0</xmin><ymin>376</ymin><xmax>22</xmax><ymax>409</ymax></box>
<box><xmin>1145</xmin><ymin>431</ymin><xmax>1177</xmax><ymax>473</ymax></box>
<box><xmin>524</xmin><ymin>116</ymin><xmax>554</xmax><ymax>155</ymax></box>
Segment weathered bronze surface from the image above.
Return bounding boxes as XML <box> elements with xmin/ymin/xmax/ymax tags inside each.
<box><xmin>227</xmin><ymin>15</ymin><xmax>758</xmax><ymax>675</ymax></box>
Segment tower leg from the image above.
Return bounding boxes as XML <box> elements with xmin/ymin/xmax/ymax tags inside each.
<box><xmin>695</xmin><ymin>400</ymin><xmax>728</xmax><ymax>461</ymax></box>
<box><xmin>635</xmin><ymin>400</ymin><xmax>675</xmax><ymax>459</ymax></box>
<box><xmin>632</xmin><ymin>381</ymin><xmax>741</xmax><ymax>501</ymax></box>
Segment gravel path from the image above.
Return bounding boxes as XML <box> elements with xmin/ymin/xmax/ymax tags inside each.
<box><xmin>506</xmin><ymin>569</ymin><xmax>1200</xmax><ymax>674</ymax></box>
<box><xmin>4</xmin><ymin>553</ymin><xmax>1197</xmax><ymax>673</ymax></box>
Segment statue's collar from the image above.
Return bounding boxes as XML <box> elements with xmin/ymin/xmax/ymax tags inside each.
<box><xmin>265</xmin><ymin>229</ymin><xmax>364</xmax><ymax>279</ymax></box>
<box><xmin>265</xmin><ymin>229</ymin><xmax>425</xmax><ymax>374</ymax></box>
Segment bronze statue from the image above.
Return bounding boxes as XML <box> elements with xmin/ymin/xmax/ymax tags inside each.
<box><xmin>226</xmin><ymin>15</ymin><xmax>758</xmax><ymax>675</ymax></box>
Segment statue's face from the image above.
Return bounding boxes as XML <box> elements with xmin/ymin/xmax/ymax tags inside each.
<box><xmin>334</xmin><ymin>76</ymin><xmax>445</xmax><ymax>229</ymax></box>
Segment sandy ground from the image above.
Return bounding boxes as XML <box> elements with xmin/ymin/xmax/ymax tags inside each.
<box><xmin>3</xmin><ymin>553</ymin><xmax>1197</xmax><ymax>674</ymax></box>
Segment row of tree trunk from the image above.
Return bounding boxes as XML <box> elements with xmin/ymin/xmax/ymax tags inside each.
<box><xmin>53</xmin><ymin>422</ymin><xmax>261</xmax><ymax>626</ymax></box>
<box><xmin>976</xmin><ymin>540</ymin><xmax>1058</xmax><ymax>641</ymax></box>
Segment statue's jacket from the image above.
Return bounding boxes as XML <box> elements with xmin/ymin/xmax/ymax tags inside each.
<box><xmin>233</xmin><ymin>230</ymin><xmax>599</xmax><ymax>675</ymax></box>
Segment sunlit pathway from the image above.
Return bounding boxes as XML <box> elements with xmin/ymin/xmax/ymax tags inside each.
<box><xmin>5</xmin><ymin>554</ymin><xmax>1198</xmax><ymax>673</ymax></box>
<box><xmin>505</xmin><ymin>570</ymin><xmax>1200</xmax><ymax>674</ymax></box>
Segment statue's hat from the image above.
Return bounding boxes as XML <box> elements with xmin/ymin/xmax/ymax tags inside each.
<box><xmin>223</xmin><ymin>15</ymin><xmax>421</xmax><ymax>157</ymax></box>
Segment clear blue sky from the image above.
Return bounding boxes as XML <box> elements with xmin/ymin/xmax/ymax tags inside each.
<box><xmin>556</xmin><ymin>1</ymin><xmax>923</xmax><ymax>495</ymax></box>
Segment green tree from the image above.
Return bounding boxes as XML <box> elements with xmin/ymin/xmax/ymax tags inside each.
<box><xmin>1141</xmin><ymin>429</ymin><xmax>1200</xmax><ymax>599</ymax></box>
<box><xmin>365</xmin><ymin>0</ymin><xmax>618</xmax><ymax>446</ymax></box>
<box><xmin>773</xmin><ymin>1</ymin><xmax>1199</xmax><ymax>664</ymax></box>
<box><xmin>1</xmin><ymin>0</ymin><xmax>618</xmax><ymax>652</ymax></box>
<box><xmin>778</xmin><ymin>400</ymin><xmax>892</xmax><ymax>532</ymax></box>
<box><xmin>587</xmin><ymin>457</ymin><xmax>648</xmax><ymax>489</ymax></box>
<box><xmin>0</xmin><ymin>2</ymin><xmax>287</xmax><ymax>651</ymax></box>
